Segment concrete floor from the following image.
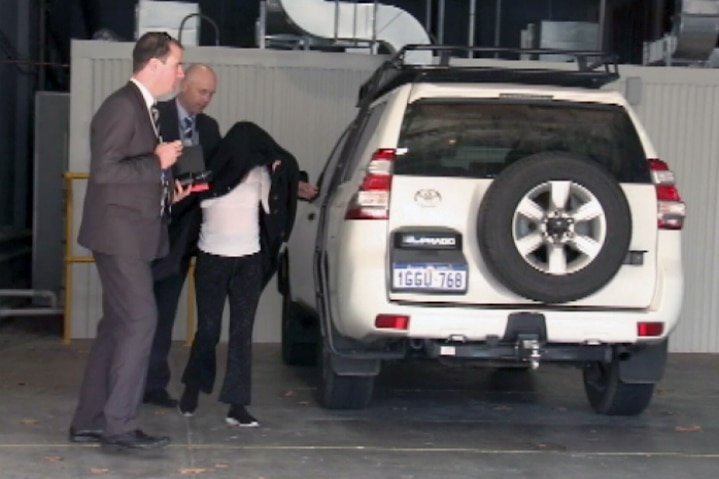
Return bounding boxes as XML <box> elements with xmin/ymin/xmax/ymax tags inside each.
<box><xmin>1</xmin><ymin>317</ymin><xmax>718</xmax><ymax>479</ymax></box>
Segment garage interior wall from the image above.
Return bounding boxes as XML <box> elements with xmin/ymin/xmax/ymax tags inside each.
<box><xmin>68</xmin><ymin>41</ymin><xmax>716</xmax><ymax>352</ymax></box>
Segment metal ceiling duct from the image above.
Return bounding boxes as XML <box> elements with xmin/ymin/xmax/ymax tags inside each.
<box><xmin>263</xmin><ymin>0</ymin><xmax>431</xmax><ymax>62</ymax></box>
<box><xmin>673</xmin><ymin>0</ymin><xmax>719</xmax><ymax>61</ymax></box>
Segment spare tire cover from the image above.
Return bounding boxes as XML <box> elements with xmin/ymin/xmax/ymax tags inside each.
<box><xmin>477</xmin><ymin>152</ymin><xmax>632</xmax><ymax>304</ymax></box>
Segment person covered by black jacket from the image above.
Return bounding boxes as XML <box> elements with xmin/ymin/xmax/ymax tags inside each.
<box><xmin>204</xmin><ymin>121</ymin><xmax>302</xmax><ymax>280</ymax></box>
<box><xmin>177</xmin><ymin>121</ymin><xmax>300</xmax><ymax>427</ymax></box>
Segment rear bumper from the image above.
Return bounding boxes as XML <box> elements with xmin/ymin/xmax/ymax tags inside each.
<box><xmin>331</xmin><ymin>264</ymin><xmax>683</xmax><ymax>344</ymax></box>
<box><xmin>329</xmin><ymin>224</ymin><xmax>683</xmax><ymax>346</ymax></box>
<box><xmin>337</xmin><ymin>305</ymin><xmax>679</xmax><ymax>344</ymax></box>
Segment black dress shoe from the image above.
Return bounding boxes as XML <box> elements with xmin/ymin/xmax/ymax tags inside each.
<box><xmin>143</xmin><ymin>389</ymin><xmax>178</xmax><ymax>408</ymax></box>
<box><xmin>69</xmin><ymin>427</ymin><xmax>103</xmax><ymax>443</ymax></box>
<box><xmin>100</xmin><ymin>429</ymin><xmax>170</xmax><ymax>450</ymax></box>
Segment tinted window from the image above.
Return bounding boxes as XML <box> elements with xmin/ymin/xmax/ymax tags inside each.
<box><xmin>394</xmin><ymin>100</ymin><xmax>651</xmax><ymax>183</ymax></box>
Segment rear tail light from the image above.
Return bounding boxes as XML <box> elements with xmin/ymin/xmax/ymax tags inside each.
<box><xmin>648</xmin><ymin>159</ymin><xmax>686</xmax><ymax>230</ymax></box>
<box><xmin>375</xmin><ymin>314</ymin><xmax>409</xmax><ymax>330</ymax></box>
<box><xmin>345</xmin><ymin>149</ymin><xmax>395</xmax><ymax>220</ymax></box>
<box><xmin>637</xmin><ymin>322</ymin><xmax>664</xmax><ymax>337</ymax></box>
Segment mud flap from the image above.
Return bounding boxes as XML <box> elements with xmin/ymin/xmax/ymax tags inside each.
<box><xmin>329</xmin><ymin>351</ymin><xmax>381</xmax><ymax>377</ymax></box>
<box><xmin>618</xmin><ymin>339</ymin><xmax>668</xmax><ymax>384</ymax></box>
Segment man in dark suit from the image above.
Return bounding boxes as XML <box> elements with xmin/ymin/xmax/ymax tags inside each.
<box><xmin>143</xmin><ymin>64</ymin><xmax>222</xmax><ymax>408</ymax></box>
<box><xmin>69</xmin><ymin>31</ymin><xmax>189</xmax><ymax>450</ymax></box>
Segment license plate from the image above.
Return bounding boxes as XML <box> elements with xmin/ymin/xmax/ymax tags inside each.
<box><xmin>392</xmin><ymin>263</ymin><xmax>468</xmax><ymax>292</ymax></box>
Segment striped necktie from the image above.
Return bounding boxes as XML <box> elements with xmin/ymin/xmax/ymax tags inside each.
<box><xmin>152</xmin><ymin>104</ymin><xmax>171</xmax><ymax>220</ymax></box>
<box><xmin>182</xmin><ymin>115</ymin><xmax>194</xmax><ymax>144</ymax></box>
<box><xmin>151</xmin><ymin>104</ymin><xmax>161</xmax><ymax>139</ymax></box>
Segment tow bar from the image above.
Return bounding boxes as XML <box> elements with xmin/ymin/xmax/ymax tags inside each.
<box><xmin>515</xmin><ymin>334</ymin><xmax>543</xmax><ymax>369</ymax></box>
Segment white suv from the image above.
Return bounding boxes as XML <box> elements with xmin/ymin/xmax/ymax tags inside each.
<box><xmin>279</xmin><ymin>46</ymin><xmax>686</xmax><ymax>415</ymax></box>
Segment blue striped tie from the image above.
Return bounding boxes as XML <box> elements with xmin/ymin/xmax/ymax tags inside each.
<box><xmin>183</xmin><ymin>116</ymin><xmax>194</xmax><ymax>144</ymax></box>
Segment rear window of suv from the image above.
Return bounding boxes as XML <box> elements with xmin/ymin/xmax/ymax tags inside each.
<box><xmin>394</xmin><ymin>100</ymin><xmax>651</xmax><ymax>183</ymax></box>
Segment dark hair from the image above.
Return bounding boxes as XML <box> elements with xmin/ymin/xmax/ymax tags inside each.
<box><xmin>132</xmin><ymin>31</ymin><xmax>183</xmax><ymax>73</ymax></box>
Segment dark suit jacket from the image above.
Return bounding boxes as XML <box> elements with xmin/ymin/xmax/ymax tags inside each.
<box><xmin>78</xmin><ymin>82</ymin><xmax>167</xmax><ymax>260</ymax></box>
<box><xmin>151</xmin><ymin>99</ymin><xmax>221</xmax><ymax>281</ymax></box>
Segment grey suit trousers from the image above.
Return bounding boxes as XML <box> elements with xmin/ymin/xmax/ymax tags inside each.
<box><xmin>71</xmin><ymin>252</ymin><xmax>157</xmax><ymax>436</ymax></box>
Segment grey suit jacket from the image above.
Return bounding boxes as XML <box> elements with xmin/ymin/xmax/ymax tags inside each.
<box><xmin>78</xmin><ymin>82</ymin><xmax>169</xmax><ymax>260</ymax></box>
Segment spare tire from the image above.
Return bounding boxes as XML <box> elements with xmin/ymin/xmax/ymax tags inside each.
<box><xmin>477</xmin><ymin>152</ymin><xmax>631</xmax><ymax>303</ymax></box>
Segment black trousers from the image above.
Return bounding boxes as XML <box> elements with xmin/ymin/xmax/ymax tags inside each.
<box><xmin>145</xmin><ymin>258</ymin><xmax>191</xmax><ymax>393</ymax></box>
<box><xmin>71</xmin><ymin>253</ymin><xmax>157</xmax><ymax>436</ymax></box>
<box><xmin>181</xmin><ymin>250</ymin><xmax>262</xmax><ymax>406</ymax></box>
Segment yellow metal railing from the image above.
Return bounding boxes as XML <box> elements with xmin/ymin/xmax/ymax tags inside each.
<box><xmin>63</xmin><ymin>172</ymin><xmax>91</xmax><ymax>343</ymax></box>
<box><xmin>63</xmin><ymin>172</ymin><xmax>195</xmax><ymax>345</ymax></box>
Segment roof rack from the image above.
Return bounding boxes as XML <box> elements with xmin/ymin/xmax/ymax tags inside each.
<box><xmin>358</xmin><ymin>45</ymin><xmax>619</xmax><ymax>108</ymax></box>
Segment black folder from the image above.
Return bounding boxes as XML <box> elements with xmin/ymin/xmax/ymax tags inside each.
<box><xmin>175</xmin><ymin>144</ymin><xmax>206</xmax><ymax>177</ymax></box>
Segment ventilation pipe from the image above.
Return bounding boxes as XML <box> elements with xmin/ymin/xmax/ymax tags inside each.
<box><xmin>265</xmin><ymin>0</ymin><xmax>431</xmax><ymax>61</ymax></box>
<box><xmin>672</xmin><ymin>0</ymin><xmax>719</xmax><ymax>61</ymax></box>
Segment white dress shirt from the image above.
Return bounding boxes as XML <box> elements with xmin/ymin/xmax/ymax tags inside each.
<box><xmin>130</xmin><ymin>77</ymin><xmax>157</xmax><ymax>136</ymax></box>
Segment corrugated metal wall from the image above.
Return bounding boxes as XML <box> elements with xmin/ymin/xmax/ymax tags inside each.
<box><xmin>68</xmin><ymin>41</ymin><xmax>719</xmax><ymax>352</ymax></box>
<box><xmin>614</xmin><ymin>66</ymin><xmax>719</xmax><ymax>353</ymax></box>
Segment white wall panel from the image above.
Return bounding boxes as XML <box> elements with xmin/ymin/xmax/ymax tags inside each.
<box><xmin>616</xmin><ymin>66</ymin><xmax>719</xmax><ymax>353</ymax></box>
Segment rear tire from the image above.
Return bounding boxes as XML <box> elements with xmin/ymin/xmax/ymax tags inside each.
<box><xmin>477</xmin><ymin>152</ymin><xmax>632</xmax><ymax>303</ymax></box>
<box><xmin>318</xmin><ymin>342</ymin><xmax>374</xmax><ymax>410</ymax></box>
<box><xmin>583</xmin><ymin>357</ymin><xmax>656</xmax><ymax>416</ymax></box>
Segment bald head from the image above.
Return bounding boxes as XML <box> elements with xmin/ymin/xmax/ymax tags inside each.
<box><xmin>176</xmin><ymin>63</ymin><xmax>217</xmax><ymax>115</ymax></box>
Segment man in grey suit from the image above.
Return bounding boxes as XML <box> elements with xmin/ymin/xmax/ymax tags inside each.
<box><xmin>68</xmin><ymin>31</ymin><xmax>189</xmax><ymax>450</ymax></box>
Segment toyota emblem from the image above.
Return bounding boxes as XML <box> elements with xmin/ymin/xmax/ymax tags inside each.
<box><xmin>414</xmin><ymin>189</ymin><xmax>442</xmax><ymax>207</ymax></box>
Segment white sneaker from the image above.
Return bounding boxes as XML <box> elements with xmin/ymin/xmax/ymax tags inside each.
<box><xmin>226</xmin><ymin>405</ymin><xmax>259</xmax><ymax>427</ymax></box>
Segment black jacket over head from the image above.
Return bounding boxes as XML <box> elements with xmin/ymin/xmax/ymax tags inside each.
<box><xmin>204</xmin><ymin>121</ymin><xmax>300</xmax><ymax>283</ymax></box>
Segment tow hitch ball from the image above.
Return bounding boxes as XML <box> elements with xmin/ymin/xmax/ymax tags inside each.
<box><xmin>515</xmin><ymin>334</ymin><xmax>542</xmax><ymax>369</ymax></box>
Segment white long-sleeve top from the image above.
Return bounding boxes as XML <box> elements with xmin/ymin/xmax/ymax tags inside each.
<box><xmin>198</xmin><ymin>166</ymin><xmax>271</xmax><ymax>257</ymax></box>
